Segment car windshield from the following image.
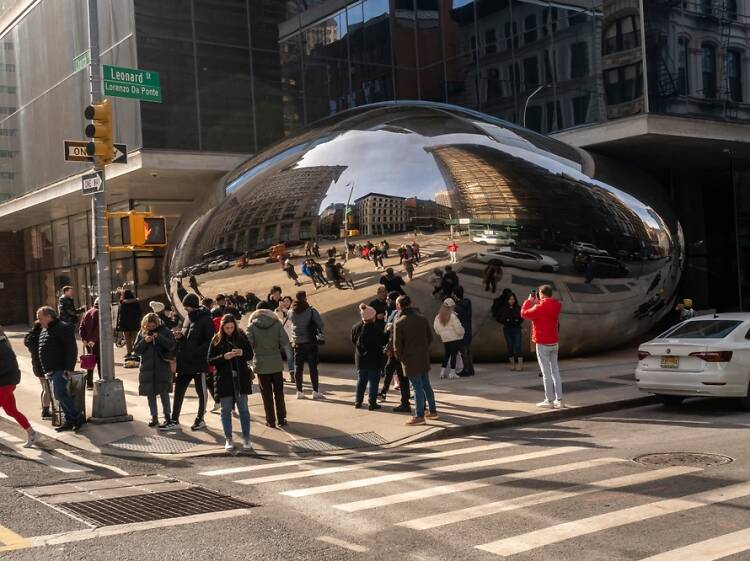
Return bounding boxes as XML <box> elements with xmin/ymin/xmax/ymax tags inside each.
<box><xmin>661</xmin><ymin>320</ymin><xmax>742</xmax><ymax>339</ymax></box>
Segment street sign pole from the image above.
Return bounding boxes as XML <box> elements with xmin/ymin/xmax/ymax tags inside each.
<box><xmin>86</xmin><ymin>0</ymin><xmax>131</xmax><ymax>424</ymax></box>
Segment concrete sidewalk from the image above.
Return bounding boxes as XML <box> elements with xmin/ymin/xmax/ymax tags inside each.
<box><xmin>2</xmin><ymin>326</ymin><xmax>647</xmax><ymax>458</ymax></box>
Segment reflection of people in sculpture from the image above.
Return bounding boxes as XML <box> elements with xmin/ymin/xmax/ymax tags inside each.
<box><xmin>380</xmin><ymin>268</ymin><xmax>406</xmax><ymax>295</ymax></box>
<box><xmin>189</xmin><ymin>275</ymin><xmax>203</xmax><ymax>297</ymax></box>
<box><xmin>447</xmin><ymin>241</ymin><xmax>458</xmax><ymax>264</ymax></box>
<box><xmin>305</xmin><ymin>241</ymin><xmax>312</xmax><ymax>257</ymax></box>
<box><xmin>428</xmin><ymin>268</ymin><xmax>443</xmax><ymax>298</ymax></box>
<box><xmin>404</xmin><ymin>258</ymin><xmax>415</xmax><ymax>280</ymax></box>
<box><xmin>483</xmin><ymin>264</ymin><xmax>502</xmax><ymax>293</ymax></box>
<box><xmin>283</xmin><ymin>258</ymin><xmax>303</xmax><ymax>287</ymax></box>
<box><xmin>312</xmin><ymin>240</ymin><xmax>320</xmax><ymax>258</ymax></box>
<box><xmin>176</xmin><ymin>279</ymin><xmax>188</xmax><ymax>303</ymax></box>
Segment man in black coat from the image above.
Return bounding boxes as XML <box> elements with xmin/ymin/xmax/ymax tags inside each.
<box><xmin>37</xmin><ymin>306</ymin><xmax>82</xmax><ymax>431</ymax></box>
<box><xmin>172</xmin><ymin>293</ymin><xmax>216</xmax><ymax>430</ymax></box>
<box><xmin>57</xmin><ymin>286</ymin><xmax>84</xmax><ymax>326</ymax></box>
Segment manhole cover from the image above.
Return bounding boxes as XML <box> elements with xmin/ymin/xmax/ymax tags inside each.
<box><xmin>634</xmin><ymin>452</ymin><xmax>733</xmax><ymax>468</ymax></box>
<box><xmin>290</xmin><ymin>431</ymin><xmax>387</xmax><ymax>452</ymax></box>
<box><xmin>107</xmin><ymin>433</ymin><xmax>201</xmax><ymax>454</ymax></box>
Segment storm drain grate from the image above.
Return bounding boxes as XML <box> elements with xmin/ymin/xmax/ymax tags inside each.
<box><xmin>58</xmin><ymin>487</ymin><xmax>256</xmax><ymax>527</ymax></box>
<box><xmin>525</xmin><ymin>379</ymin><xmax>623</xmax><ymax>393</ymax></box>
<box><xmin>107</xmin><ymin>433</ymin><xmax>202</xmax><ymax>454</ymax></box>
<box><xmin>634</xmin><ymin>452</ymin><xmax>733</xmax><ymax>468</ymax></box>
<box><xmin>289</xmin><ymin>431</ymin><xmax>387</xmax><ymax>452</ymax></box>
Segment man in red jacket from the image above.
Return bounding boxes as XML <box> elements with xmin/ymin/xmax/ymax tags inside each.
<box><xmin>521</xmin><ymin>284</ymin><xmax>564</xmax><ymax>408</ymax></box>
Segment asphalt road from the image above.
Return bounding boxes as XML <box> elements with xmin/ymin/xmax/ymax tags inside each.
<box><xmin>1</xmin><ymin>398</ymin><xmax>750</xmax><ymax>561</ymax></box>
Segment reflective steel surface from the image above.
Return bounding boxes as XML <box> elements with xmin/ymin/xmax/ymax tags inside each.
<box><xmin>166</xmin><ymin>102</ymin><xmax>683</xmax><ymax>360</ymax></box>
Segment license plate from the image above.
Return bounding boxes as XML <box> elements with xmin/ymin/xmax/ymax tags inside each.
<box><xmin>661</xmin><ymin>356</ymin><xmax>679</xmax><ymax>369</ymax></box>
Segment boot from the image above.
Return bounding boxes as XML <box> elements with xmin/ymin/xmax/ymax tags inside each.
<box><xmin>148</xmin><ymin>416</ymin><xmax>159</xmax><ymax>428</ymax></box>
<box><xmin>509</xmin><ymin>357</ymin><xmax>516</xmax><ymax>371</ymax></box>
<box><xmin>516</xmin><ymin>357</ymin><xmax>524</xmax><ymax>371</ymax></box>
<box><xmin>440</xmin><ymin>367</ymin><xmax>447</xmax><ymax>379</ymax></box>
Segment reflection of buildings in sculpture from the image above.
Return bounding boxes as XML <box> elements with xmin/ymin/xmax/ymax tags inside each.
<box><xmin>434</xmin><ymin>190</ymin><xmax>452</xmax><ymax>209</ymax></box>
<box><xmin>198</xmin><ymin>165</ymin><xmax>346</xmax><ymax>255</ymax></box>
<box><xmin>319</xmin><ymin>203</ymin><xmax>346</xmax><ymax>236</ymax></box>
<box><xmin>354</xmin><ymin>192</ymin><xmax>407</xmax><ymax>236</ymax></box>
<box><xmin>0</xmin><ymin>44</ymin><xmax>17</xmax><ymax>202</ymax></box>
<box><xmin>425</xmin><ymin>143</ymin><xmax>653</xmax><ymax>250</ymax></box>
<box><xmin>405</xmin><ymin>197</ymin><xmax>452</xmax><ymax>230</ymax></box>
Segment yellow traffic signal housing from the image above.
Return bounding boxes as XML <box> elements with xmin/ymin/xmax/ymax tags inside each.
<box><xmin>106</xmin><ymin>211</ymin><xmax>167</xmax><ymax>251</ymax></box>
<box><xmin>84</xmin><ymin>98</ymin><xmax>113</xmax><ymax>166</ymax></box>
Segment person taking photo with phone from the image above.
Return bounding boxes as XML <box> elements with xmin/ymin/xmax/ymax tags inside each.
<box><xmin>521</xmin><ymin>285</ymin><xmax>564</xmax><ymax>408</ymax></box>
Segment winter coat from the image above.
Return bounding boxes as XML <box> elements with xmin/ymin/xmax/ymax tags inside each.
<box><xmin>38</xmin><ymin>319</ymin><xmax>77</xmax><ymax>373</ymax></box>
<box><xmin>433</xmin><ymin>313</ymin><xmax>465</xmax><ymax>343</ymax></box>
<box><xmin>454</xmin><ymin>297</ymin><xmax>473</xmax><ymax>343</ymax></box>
<box><xmin>207</xmin><ymin>334</ymin><xmax>254</xmax><ymax>398</ymax></box>
<box><xmin>289</xmin><ymin>304</ymin><xmax>324</xmax><ymax>345</ymax></box>
<box><xmin>394</xmin><ymin>307</ymin><xmax>433</xmax><ymax>377</ymax></box>
<box><xmin>23</xmin><ymin>324</ymin><xmax>43</xmax><ymax>377</ymax></box>
<box><xmin>58</xmin><ymin>295</ymin><xmax>79</xmax><ymax>325</ymax></box>
<box><xmin>79</xmin><ymin>307</ymin><xmax>100</xmax><ymax>343</ymax></box>
<box><xmin>247</xmin><ymin>309</ymin><xmax>289</xmax><ymax>375</ymax></box>
<box><xmin>134</xmin><ymin>326</ymin><xmax>176</xmax><ymax>397</ymax></box>
<box><xmin>176</xmin><ymin>307</ymin><xmax>214</xmax><ymax>376</ymax></box>
<box><xmin>441</xmin><ymin>271</ymin><xmax>459</xmax><ymax>295</ymax></box>
<box><xmin>0</xmin><ymin>335</ymin><xmax>20</xmax><ymax>386</ymax></box>
<box><xmin>521</xmin><ymin>297</ymin><xmax>562</xmax><ymax>345</ymax></box>
<box><xmin>117</xmin><ymin>298</ymin><xmax>142</xmax><ymax>332</ymax></box>
<box><xmin>498</xmin><ymin>304</ymin><xmax>523</xmax><ymax>329</ymax></box>
<box><xmin>351</xmin><ymin>321</ymin><xmax>387</xmax><ymax>371</ymax></box>
<box><xmin>380</xmin><ymin>274</ymin><xmax>406</xmax><ymax>295</ymax></box>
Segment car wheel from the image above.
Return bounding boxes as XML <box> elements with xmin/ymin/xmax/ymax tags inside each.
<box><xmin>738</xmin><ymin>383</ymin><xmax>750</xmax><ymax>411</ymax></box>
<box><xmin>656</xmin><ymin>394</ymin><xmax>684</xmax><ymax>407</ymax></box>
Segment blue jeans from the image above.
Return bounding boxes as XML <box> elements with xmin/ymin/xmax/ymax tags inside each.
<box><xmin>504</xmin><ymin>326</ymin><xmax>523</xmax><ymax>358</ymax></box>
<box><xmin>49</xmin><ymin>370</ymin><xmax>81</xmax><ymax>424</ymax></box>
<box><xmin>147</xmin><ymin>391</ymin><xmax>171</xmax><ymax>419</ymax></box>
<box><xmin>284</xmin><ymin>344</ymin><xmax>295</xmax><ymax>373</ymax></box>
<box><xmin>356</xmin><ymin>369</ymin><xmax>381</xmax><ymax>405</ymax></box>
<box><xmin>220</xmin><ymin>394</ymin><xmax>250</xmax><ymax>440</ymax></box>
<box><xmin>408</xmin><ymin>373</ymin><xmax>436</xmax><ymax>418</ymax></box>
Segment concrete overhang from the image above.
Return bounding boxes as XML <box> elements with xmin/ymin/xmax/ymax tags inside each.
<box><xmin>0</xmin><ymin>150</ymin><xmax>249</xmax><ymax>232</ymax></box>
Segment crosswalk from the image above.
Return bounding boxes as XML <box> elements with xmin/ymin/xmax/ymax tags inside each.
<box><xmin>198</xmin><ymin>436</ymin><xmax>750</xmax><ymax>560</ymax></box>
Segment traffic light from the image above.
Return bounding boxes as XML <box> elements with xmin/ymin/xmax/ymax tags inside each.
<box><xmin>84</xmin><ymin>98</ymin><xmax>113</xmax><ymax>167</ymax></box>
<box><xmin>116</xmin><ymin>211</ymin><xmax>167</xmax><ymax>250</ymax></box>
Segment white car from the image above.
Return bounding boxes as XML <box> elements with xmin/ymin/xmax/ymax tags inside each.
<box><xmin>472</xmin><ymin>232</ymin><xmax>514</xmax><ymax>246</ymax></box>
<box><xmin>636</xmin><ymin>314</ymin><xmax>750</xmax><ymax>409</ymax></box>
<box><xmin>572</xmin><ymin>242</ymin><xmax>608</xmax><ymax>256</ymax></box>
<box><xmin>476</xmin><ymin>248</ymin><xmax>560</xmax><ymax>272</ymax></box>
<box><xmin>208</xmin><ymin>259</ymin><xmax>230</xmax><ymax>272</ymax></box>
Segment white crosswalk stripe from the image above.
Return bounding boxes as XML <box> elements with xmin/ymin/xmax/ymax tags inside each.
<box><xmin>337</xmin><ymin>457</ymin><xmax>625</xmax><ymax>513</ymax></box>
<box><xmin>0</xmin><ymin>471</ymin><xmax>7</xmax><ymax>479</ymax></box>
<box><xmin>278</xmin><ymin>446</ymin><xmax>582</xmax><ymax>497</ymax></box>
<box><xmin>475</xmin><ymin>480</ymin><xmax>750</xmax><ymax>557</ymax></box>
<box><xmin>0</xmin><ymin>430</ymin><xmax>92</xmax><ymax>474</ymax></box>
<box><xmin>636</xmin><ymin>527</ymin><xmax>750</xmax><ymax>561</ymax></box>
<box><xmin>237</xmin><ymin>441</ymin><xmax>519</xmax><ymax>485</ymax></box>
<box><xmin>400</xmin><ymin>465</ymin><xmax>701</xmax><ymax>530</ymax></box>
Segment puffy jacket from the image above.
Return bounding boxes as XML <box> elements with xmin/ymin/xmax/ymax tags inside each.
<box><xmin>134</xmin><ymin>325</ymin><xmax>176</xmax><ymax>397</ymax></box>
<box><xmin>498</xmin><ymin>304</ymin><xmax>523</xmax><ymax>329</ymax></box>
<box><xmin>289</xmin><ymin>305</ymin><xmax>324</xmax><ymax>345</ymax></box>
<box><xmin>176</xmin><ymin>307</ymin><xmax>214</xmax><ymax>375</ymax></box>
<box><xmin>521</xmin><ymin>297</ymin><xmax>561</xmax><ymax>344</ymax></box>
<box><xmin>24</xmin><ymin>324</ymin><xmax>43</xmax><ymax>377</ymax></box>
<box><xmin>433</xmin><ymin>313</ymin><xmax>465</xmax><ymax>343</ymax></box>
<box><xmin>79</xmin><ymin>307</ymin><xmax>100</xmax><ymax>343</ymax></box>
<box><xmin>351</xmin><ymin>321</ymin><xmax>387</xmax><ymax>371</ymax></box>
<box><xmin>117</xmin><ymin>299</ymin><xmax>142</xmax><ymax>332</ymax></box>
<box><xmin>0</xmin><ymin>335</ymin><xmax>20</xmax><ymax>386</ymax></box>
<box><xmin>207</xmin><ymin>334</ymin><xmax>253</xmax><ymax>398</ymax></box>
<box><xmin>247</xmin><ymin>309</ymin><xmax>289</xmax><ymax>375</ymax></box>
<box><xmin>38</xmin><ymin>319</ymin><xmax>77</xmax><ymax>373</ymax></box>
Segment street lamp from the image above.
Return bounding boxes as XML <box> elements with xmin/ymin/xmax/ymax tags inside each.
<box><xmin>522</xmin><ymin>84</ymin><xmax>551</xmax><ymax>129</ymax></box>
<box><xmin>343</xmin><ymin>181</ymin><xmax>355</xmax><ymax>260</ymax></box>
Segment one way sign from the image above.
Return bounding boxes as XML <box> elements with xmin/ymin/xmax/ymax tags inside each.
<box><xmin>64</xmin><ymin>140</ymin><xmax>128</xmax><ymax>164</ymax></box>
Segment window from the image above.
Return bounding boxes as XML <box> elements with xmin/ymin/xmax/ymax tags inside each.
<box><xmin>487</xmin><ymin>68</ymin><xmax>502</xmax><ymax>99</ymax></box>
<box><xmin>726</xmin><ymin>0</ymin><xmax>737</xmax><ymax>19</ymax></box>
<box><xmin>677</xmin><ymin>37</ymin><xmax>689</xmax><ymax>95</ymax></box>
<box><xmin>572</xmin><ymin>94</ymin><xmax>590</xmax><ymax>124</ymax></box>
<box><xmin>485</xmin><ymin>28</ymin><xmax>496</xmax><ymax>54</ymax></box>
<box><xmin>568</xmin><ymin>11</ymin><xmax>587</xmax><ymax>26</ymax></box>
<box><xmin>509</xmin><ymin>63</ymin><xmax>521</xmax><ymax>95</ymax></box>
<box><xmin>604</xmin><ymin>62</ymin><xmax>643</xmax><ymax>104</ymax></box>
<box><xmin>570</xmin><ymin>42</ymin><xmax>589</xmax><ymax>79</ymax></box>
<box><xmin>700</xmin><ymin>0</ymin><xmax>712</xmax><ymax>16</ymax></box>
<box><xmin>728</xmin><ymin>50</ymin><xmax>742</xmax><ymax>102</ymax></box>
<box><xmin>544</xmin><ymin>50</ymin><xmax>557</xmax><ymax>83</ymax></box>
<box><xmin>603</xmin><ymin>15</ymin><xmax>640</xmax><ymax>55</ymax></box>
<box><xmin>524</xmin><ymin>14</ymin><xmax>537</xmax><ymax>44</ymax></box>
<box><xmin>702</xmin><ymin>43</ymin><xmax>717</xmax><ymax>98</ymax></box>
<box><xmin>525</xmin><ymin>106</ymin><xmax>542</xmax><ymax>132</ymax></box>
<box><xmin>504</xmin><ymin>21</ymin><xmax>518</xmax><ymax>49</ymax></box>
<box><xmin>542</xmin><ymin>7</ymin><xmax>558</xmax><ymax>36</ymax></box>
<box><xmin>662</xmin><ymin>320</ymin><xmax>741</xmax><ymax>339</ymax></box>
<box><xmin>523</xmin><ymin>56</ymin><xmax>539</xmax><ymax>89</ymax></box>
<box><xmin>546</xmin><ymin>100</ymin><xmax>563</xmax><ymax>131</ymax></box>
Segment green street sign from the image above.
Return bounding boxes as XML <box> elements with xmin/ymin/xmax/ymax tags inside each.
<box><xmin>103</xmin><ymin>64</ymin><xmax>162</xmax><ymax>103</ymax></box>
<box><xmin>73</xmin><ymin>50</ymin><xmax>90</xmax><ymax>73</ymax></box>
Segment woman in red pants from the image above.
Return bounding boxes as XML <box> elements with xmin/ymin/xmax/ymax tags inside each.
<box><xmin>0</xmin><ymin>328</ymin><xmax>39</xmax><ymax>448</ymax></box>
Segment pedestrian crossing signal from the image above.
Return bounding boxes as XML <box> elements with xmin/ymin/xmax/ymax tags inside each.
<box><xmin>106</xmin><ymin>211</ymin><xmax>167</xmax><ymax>251</ymax></box>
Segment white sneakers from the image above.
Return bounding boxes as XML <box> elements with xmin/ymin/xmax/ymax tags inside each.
<box><xmin>224</xmin><ymin>439</ymin><xmax>234</xmax><ymax>451</ymax></box>
<box><xmin>312</xmin><ymin>391</ymin><xmax>325</xmax><ymax>400</ymax></box>
<box><xmin>242</xmin><ymin>437</ymin><xmax>252</xmax><ymax>450</ymax></box>
<box><xmin>439</xmin><ymin>368</ymin><xmax>447</xmax><ymax>379</ymax></box>
<box><xmin>23</xmin><ymin>430</ymin><xmax>39</xmax><ymax>448</ymax></box>
<box><xmin>448</xmin><ymin>369</ymin><xmax>460</xmax><ymax>380</ymax></box>
<box><xmin>537</xmin><ymin>399</ymin><xmax>565</xmax><ymax>409</ymax></box>
<box><xmin>296</xmin><ymin>391</ymin><xmax>306</xmax><ymax>399</ymax></box>
<box><xmin>553</xmin><ymin>400</ymin><xmax>565</xmax><ymax>409</ymax></box>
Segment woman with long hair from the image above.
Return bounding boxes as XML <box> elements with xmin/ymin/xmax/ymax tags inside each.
<box><xmin>134</xmin><ymin>313</ymin><xmax>176</xmax><ymax>430</ymax></box>
<box><xmin>0</xmin><ymin>327</ymin><xmax>38</xmax><ymax>447</ymax></box>
<box><xmin>499</xmin><ymin>292</ymin><xmax>524</xmax><ymax>370</ymax></box>
<box><xmin>432</xmin><ymin>298</ymin><xmax>465</xmax><ymax>380</ymax></box>
<box><xmin>208</xmin><ymin>314</ymin><xmax>253</xmax><ymax>451</ymax></box>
